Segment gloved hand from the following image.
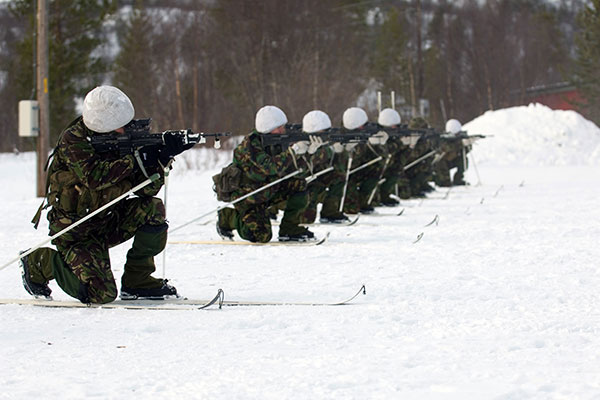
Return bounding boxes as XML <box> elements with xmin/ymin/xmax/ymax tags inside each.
<box><xmin>369</xmin><ymin>130</ymin><xmax>389</xmax><ymax>145</ymax></box>
<box><xmin>291</xmin><ymin>141</ymin><xmax>309</xmax><ymax>155</ymax></box>
<box><xmin>158</xmin><ymin>132</ymin><xmax>192</xmax><ymax>164</ymax></box>
<box><xmin>138</xmin><ymin>145</ymin><xmax>161</xmax><ymax>168</ymax></box>
<box><xmin>307</xmin><ymin>135</ymin><xmax>325</xmax><ymax>155</ymax></box>
<box><xmin>331</xmin><ymin>142</ymin><xmax>344</xmax><ymax>153</ymax></box>
<box><xmin>401</xmin><ymin>136</ymin><xmax>419</xmax><ymax>148</ymax></box>
<box><xmin>462</xmin><ymin>137</ymin><xmax>478</xmax><ymax>146</ymax></box>
<box><xmin>344</xmin><ymin>142</ymin><xmax>358</xmax><ymax>151</ymax></box>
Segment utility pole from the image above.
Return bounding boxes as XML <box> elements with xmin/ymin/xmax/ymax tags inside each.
<box><xmin>36</xmin><ymin>0</ymin><xmax>49</xmax><ymax>197</ymax></box>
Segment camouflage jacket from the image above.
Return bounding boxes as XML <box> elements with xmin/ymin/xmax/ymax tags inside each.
<box><xmin>232</xmin><ymin>130</ymin><xmax>303</xmax><ymax>190</ymax></box>
<box><xmin>440</xmin><ymin>136</ymin><xmax>468</xmax><ymax>161</ymax></box>
<box><xmin>39</xmin><ymin>117</ymin><xmax>163</xmax><ymax>226</ymax></box>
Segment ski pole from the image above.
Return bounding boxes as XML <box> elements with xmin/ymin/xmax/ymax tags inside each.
<box><xmin>306</xmin><ymin>166</ymin><xmax>334</xmax><ymax>184</ymax></box>
<box><xmin>1</xmin><ymin>173</ymin><xmax>161</xmax><ymax>272</ymax></box>
<box><xmin>367</xmin><ymin>154</ymin><xmax>392</xmax><ymax>205</ymax></box>
<box><xmin>338</xmin><ymin>156</ymin><xmax>353</xmax><ymax>213</ymax></box>
<box><xmin>403</xmin><ymin>150</ymin><xmax>438</xmax><ymax>171</ymax></box>
<box><xmin>170</xmin><ymin>169</ymin><xmax>303</xmax><ymax>234</ymax></box>
<box><xmin>348</xmin><ymin>156</ymin><xmax>383</xmax><ymax>175</ymax></box>
<box><xmin>161</xmin><ymin>166</ymin><xmax>170</xmax><ymax>279</ymax></box>
<box><xmin>470</xmin><ymin>151</ymin><xmax>482</xmax><ymax>186</ymax></box>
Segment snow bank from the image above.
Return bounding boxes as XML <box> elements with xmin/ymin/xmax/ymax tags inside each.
<box><xmin>463</xmin><ymin>103</ymin><xmax>600</xmax><ymax>167</ymax></box>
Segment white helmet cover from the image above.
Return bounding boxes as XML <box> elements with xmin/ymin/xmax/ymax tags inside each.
<box><xmin>378</xmin><ymin>108</ymin><xmax>401</xmax><ymax>127</ymax></box>
<box><xmin>302</xmin><ymin>110</ymin><xmax>332</xmax><ymax>133</ymax></box>
<box><xmin>255</xmin><ymin>105</ymin><xmax>288</xmax><ymax>133</ymax></box>
<box><xmin>82</xmin><ymin>86</ymin><xmax>135</xmax><ymax>133</ymax></box>
<box><xmin>342</xmin><ymin>107</ymin><xmax>368</xmax><ymax>130</ymax></box>
<box><xmin>445</xmin><ymin>118</ymin><xmax>462</xmax><ymax>134</ymax></box>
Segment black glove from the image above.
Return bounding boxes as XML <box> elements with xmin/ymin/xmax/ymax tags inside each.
<box><xmin>138</xmin><ymin>145</ymin><xmax>161</xmax><ymax>168</ymax></box>
<box><xmin>158</xmin><ymin>132</ymin><xmax>195</xmax><ymax>164</ymax></box>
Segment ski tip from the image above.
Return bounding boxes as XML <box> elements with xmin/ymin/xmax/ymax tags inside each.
<box><xmin>413</xmin><ymin>232</ymin><xmax>424</xmax><ymax>244</ymax></box>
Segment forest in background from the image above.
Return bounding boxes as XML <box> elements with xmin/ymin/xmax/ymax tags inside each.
<box><xmin>0</xmin><ymin>0</ymin><xmax>598</xmax><ymax>152</ymax></box>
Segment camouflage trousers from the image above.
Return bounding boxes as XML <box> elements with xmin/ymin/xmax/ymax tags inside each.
<box><xmin>433</xmin><ymin>156</ymin><xmax>466</xmax><ymax>187</ymax></box>
<box><xmin>343</xmin><ymin>166</ymin><xmax>379</xmax><ymax>213</ymax></box>
<box><xmin>25</xmin><ymin>196</ymin><xmax>167</xmax><ymax>304</ymax></box>
<box><xmin>219</xmin><ymin>179</ymin><xmax>309</xmax><ymax>243</ymax></box>
<box><xmin>301</xmin><ymin>170</ymin><xmax>345</xmax><ymax>223</ymax></box>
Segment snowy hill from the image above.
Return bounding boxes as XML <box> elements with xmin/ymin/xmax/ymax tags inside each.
<box><xmin>1</xmin><ymin>105</ymin><xmax>600</xmax><ymax>399</ymax></box>
<box><xmin>463</xmin><ymin>103</ymin><xmax>600</xmax><ymax>166</ymax></box>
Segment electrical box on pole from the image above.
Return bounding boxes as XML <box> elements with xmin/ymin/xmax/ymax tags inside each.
<box><xmin>19</xmin><ymin>100</ymin><xmax>40</xmax><ymax>137</ymax></box>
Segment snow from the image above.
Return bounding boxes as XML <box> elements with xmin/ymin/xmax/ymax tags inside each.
<box><xmin>1</xmin><ymin>104</ymin><xmax>600</xmax><ymax>399</ymax></box>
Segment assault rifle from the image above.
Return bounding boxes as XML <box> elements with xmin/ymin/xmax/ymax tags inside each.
<box><xmin>440</xmin><ymin>131</ymin><xmax>487</xmax><ymax>146</ymax></box>
<box><xmin>90</xmin><ymin>118</ymin><xmax>231</xmax><ymax>156</ymax></box>
<box><xmin>259</xmin><ymin>122</ymin><xmax>433</xmax><ymax>148</ymax></box>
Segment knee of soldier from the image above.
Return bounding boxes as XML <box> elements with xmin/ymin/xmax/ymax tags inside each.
<box><xmin>87</xmin><ymin>283</ymin><xmax>118</xmax><ymax>304</ymax></box>
<box><xmin>147</xmin><ymin>197</ymin><xmax>167</xmax><ymax>221</ymax></box>
<box><xmin>138</xmin><ymin>221</ymin><xmax>169</xmax><ymax>234</ymax></box>
<box><xmin>245</xmin><ymin>226</ymin><xmax>272</xmax><ymax>243</ymax></box>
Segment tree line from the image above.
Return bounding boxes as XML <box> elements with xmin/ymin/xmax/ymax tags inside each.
<box><xmin>0</xmin><ymin>0</ymin><xmax>597</xmax><ymax>153</ymax></box>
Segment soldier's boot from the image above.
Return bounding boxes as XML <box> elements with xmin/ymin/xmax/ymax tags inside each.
<box><xmin>320</xmin><ymin>206</ymin><xmax>350</xmax><ymax>223</ymax></box>
<box><xmin>19</xmin><ymin>248</ymin><xmax>54</xmax><ymax>299</ymax></box>
<box><xmin>452</xmin><ymin>170</ymin><xmax>467</xmax><ymax>186</ymax></box>
<box><xmin>217</xmin><ymin>207</ymin><xmax>237</xmax><ymax>240</ymax></box>
<box><xmin>279</xmin><ymin>191</ymin><xmax>314</xmax><ymax>241</ymax></box>
<box><xmin>120</xmin><ymin>223</ymin><xmax>178</xmax><ymax>300</ymax></box>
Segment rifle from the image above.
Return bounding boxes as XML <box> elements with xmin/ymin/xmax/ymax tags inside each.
<box><xmin>259</xmin><ymin>122</ymin><xmax>440</xmax><ymax>148</ymax></box>
<box><xmin>440</xmin><ymin>131</ymin><xmax>487</xmax><ymax>146</ymax></box>
<box><xmin>259</xmin><ymin>122</ymin><xmax>384</xmax><ymax>148</ymax></box>
<box><xmin>90</xmin><ymin>118</ymin><xmax>231</xmax><ymax>156</ymax></box>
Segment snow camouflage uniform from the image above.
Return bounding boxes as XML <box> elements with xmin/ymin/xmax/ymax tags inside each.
<box><xmin>217</xmin><ymin>130</ymin><xmax>309</xmax><ymax>242</ymax></box>
<box><xmin>25</xmin><ymin>117</ymin><xmax>167</xmax><ymax>304</ymax></box>
<box><xmin>433</xmin><ymin>136</ymin><xmax>469</xmax><ymax>186</ymax></box>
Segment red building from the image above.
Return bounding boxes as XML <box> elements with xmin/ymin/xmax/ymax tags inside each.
<box><xmin>522</xmin><ymin>82</ymin><xmax>585</xmax><ymax>112</ymax></box>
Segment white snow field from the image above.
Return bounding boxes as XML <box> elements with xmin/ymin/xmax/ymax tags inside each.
<box><xmin>1</xmin><ymin>103</ymin><xmax>600</xmax><ymax>399</ymax></box>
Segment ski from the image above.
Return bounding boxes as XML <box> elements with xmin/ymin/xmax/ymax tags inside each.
<box><xmin>219</xmin><ymin>284</ymin><xmax>366</xmax><ymax>307</ymax></box>
<box><xmin>424</xmin><ymin>214</ymin><xmax>439</xmax><ymax>227</ymax></box>
<box><xmin>0</xmin><ymin>289</ymin><xmax>225</xmax><ymax>310</ymax></box>
<box><xmin>169</xmin><ymin>232</ymin><xmax>330</xmax><ymax>246</ymax></box>
<box><xmin>274</xmin><ymin>215</ymin><xmax>360</xmax><ymax>227</ymax></box>
<box><xmin>361</xmin><ymin>208</ymin><xmax>405</xmax><ymax>217</ymax></box>
<box><xmin>0</xmin><ymin>284</ymin><xmax>366</xmax><ymax>309</ymax></box>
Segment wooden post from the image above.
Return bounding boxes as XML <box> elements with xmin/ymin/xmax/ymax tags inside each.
<box><xmin>36</xmin><ymin>0</ymin><xmax>50</xmax><ymax>197</ymax></box>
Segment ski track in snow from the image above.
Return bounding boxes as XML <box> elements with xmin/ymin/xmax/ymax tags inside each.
<box><xmin>2</xmin><ymin>108</ymin><xmax>600</xmax><ymax>398</ymax></box>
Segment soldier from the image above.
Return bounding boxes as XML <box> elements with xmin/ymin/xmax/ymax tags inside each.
<box><xmin>216</xmin><ymin>105</ymin><xmax>322</xmax><ymax>242</ymax></box>
<box><xmin>405</xmin><ymin>116</ymin><xmax>437</xmax><ymax>197</ymax></box>
<box><xmin>375</xmin><ymin>108</ymin><xmax>409</xmax><ymax>206</ymax></box>
<box><xmin>433</xmin><ymin>119</ymin><xmax>469</xmax><ymax>186</ymax></box>
<box><xmin>297</xmin><ymin>110</ymin><xmax>338</xmax><ymax>224</ymax></box>
<box><xmin>341</xmin><ymin>107</ymin><xmax>383</xmax><ymax>214</ymax></box>
<box><xmin>20</xmin><ymin>85</ymin><xmax>187</xmax><ymax>303</ymax></box>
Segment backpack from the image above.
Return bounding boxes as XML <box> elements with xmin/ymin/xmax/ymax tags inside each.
<box><xmin>212</xmin><ymin>163</ymin><xmax>242</xmax><ymax>202</ymax></box>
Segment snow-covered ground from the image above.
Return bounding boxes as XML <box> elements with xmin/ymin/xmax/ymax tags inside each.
<box><xmin>1</xmin><ymin>103</ymin><xmax>600</xmax><ymax>399</ymax></box>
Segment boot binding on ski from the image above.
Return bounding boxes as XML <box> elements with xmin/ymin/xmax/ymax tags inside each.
<box><xmin>278</xmin><ymin>228</ymin><xmax>316</xmax><ymax>242</ymax></box>
<box><xmin>120</xmin><ymin>279</ymin><xmax>179</xmax><ymax>300</ymax></box>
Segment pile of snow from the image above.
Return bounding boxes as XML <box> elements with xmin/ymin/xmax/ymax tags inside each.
<box><xmin>463</xmin><ymin>103</ymin><xmax>600</xmax><ymax>166</ymax></box>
